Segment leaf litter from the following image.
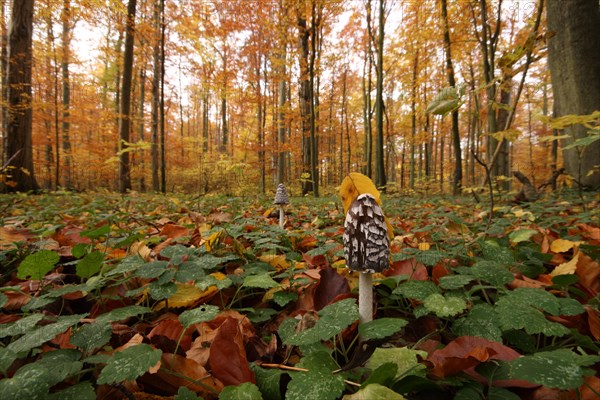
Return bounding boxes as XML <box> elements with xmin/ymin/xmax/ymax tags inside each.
<box><xmin>0</xmin><ymin>191</ymin><xmax>598</xmax><ymax>399</ymax></box>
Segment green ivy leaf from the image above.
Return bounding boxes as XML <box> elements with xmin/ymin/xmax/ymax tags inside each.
<box><xmin>280</xmin><ymin>299</ymin><xmax>358</xmax><ymax>346</ymax></box>
<box><xmin>135</xmin><ymin>261</ymin><xmax>169</xmax><ymax>279</ymax></box>
<box><xmin>359</xmin><ymin>318</ymin><xmax>407</xmax><ymax>340</ymax></box>
<box><xmin>76</xmin><ymin>251</ymin><xmax>104</xmax><ymax>278</ymax></box>
<box><xmin>243</xmin><ymin>273</ymin><xmax>279</xmax><ymax>289</ymax></box>
<box><xmin>149</xmin><ymin>281</ymin><xmax>177</xmax><ymax>300</ymax></box>
<box><xmin>97</xmin><ymin>344</ymin><xmax>162</xmax><ymax>385</ymax></box>
<box><xmin>17</xmin><ymin>250</ymin><xmax>60</xmax><ymax>280</ymax></box>
<box><xmin>273</xmin><ymin>290</ymin><xmax>298</xmax><ymax>307</ymax></box>
<box><xmin>70</xmin><ymin>322</ymin><xmax>112</xmax><ymax>353</ymax></box>
<box><xmin>81</xmin><ymin>224</ymin><xmax>110</xmax><ymax>239</ymax></box>
<box><xmin>362</xmin><ymin>362</ymin><xmax>398</xmax><ymax>387</ymax></box>
<box><xmin>342</xmin><ymin>383</ymin><xmax>406</xmax><ymax>400</ymax></box>
<box><xmin>439</xmin><ymin>275</ymin><xmax>474</xmax><ymax>290</ymax></box>
<box><xmin>506</xmin><ymin>349</ymin><xmax>600</xmax><ymax>389</ymax></box>
<box><xmin>509</xmin><ymin>229</ymin><xmax>538</xmax><ymax>243</ymax></box>
<box><xmin>393</xmin><ymin>281</ymin><xmax>440</xmax><ymax>301</ymax></box>
<box><xmin>423</xmin><ymin>294</ymin><xmax>467</xmax><ymax>318</ymax></box>
<box><xmin>452</xmin><ymin>304</ymin><xmax>502</xmax><ymax>342</ymax></box>
<box><xmin>0</xmin><ymin>363</ymin><xmax>51</xmax><ymax>399</ymax></box>
<box><xmin>286</xmin><ymin>351</ymin><xmax>345</xmax><ymax>400</ymax></box>
<box><xmin>175</xmin><ymin>386</ymin><xmax>202</xmax><ymax>400</ymax></box>
<box><xmin>219</xmin><ymin>382</ymin><xmax>262</xmax><ymax>400</ymax></box>
<box><xmin>179</xmin><ymin>304</ymin><xmax>220</xmax><ymax>328</ymax></box>
<box><xmin>105</xmin><ymin>255</ymin><xmax>145</xmax><ymax>277</ymax></box>
<box><xmin>366</xmin><ymin>347</ymin><xmax>427</xmax><ymax>379</ymax></box>
<box><xmin>0</xmin><ymin>313</ymin><xmax>44</xmax><ymax>339</ymax></box>
<box><xmin>251</xmin><ymin>365</ymin><xmax>284</xmax><ymax>400</ymax></box>
<box><xmin>48</xmin><ymin>382</ymin><xmax>96</xmax><ymax>400</ymax></box>
<box><xmin>8</xmin><ymin>314</ymin><xmax>85</xmax><ymax>354</ymax></box>
<box><xmin>95</xmin><ymin>305</ymin><xmax>151</xmax><ymax>323</ymax></box>
<box><xmin>461</xmin><ymin>261</ymin><xmax>514</xmax><ymax>286</ymax></box>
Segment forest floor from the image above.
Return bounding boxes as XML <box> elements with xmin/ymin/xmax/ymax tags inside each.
<box><xmin>0</xmin><ymin>189</ymin><xmax>599</xmax><ymax>399</ymax></box>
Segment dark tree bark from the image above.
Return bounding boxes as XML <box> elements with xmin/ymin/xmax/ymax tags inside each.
<box><xmin>373</xmin><ymin>0</ymin><xmax>386</xmax><ymax>189</ymax></box>
<box><xmin>61</xmin><ymin>0</ymin><xmax>72</xmax><ymax>189</ymax></box>
<box><xmin>3</xmin><ymin>0</ymin><xmax>39</xmax><ymax>192</ymax></box>
<box><xmin>547</xmin><ymin>0</ymin><xmax>600</xmax><ymax>189</ymax></box>
<box><xmin>118</xmin><ymin>0</ymin><xmax>137</xmax><ymax>193</ymax></box>
<box><xmin>151</xmin><ymin>0</ymin><xmax>161</xmax><ymax>192</ymax></box>
<box><xmin>441</xmin><ymin>0</ymin><xmax>462</xmax><ymax>195</ymax></box>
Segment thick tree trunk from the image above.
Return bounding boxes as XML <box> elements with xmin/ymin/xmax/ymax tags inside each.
<box><xmin>547</xmin><ymin>0</ymin><xmax>600</xmax><ymax>189</ymax></box>
<box><xmin>118</xmin><ymin>0</ymin><xmax>136</xmax><ymax>193</ymax></box>
<box><xmin>3</xmin><ymin>0</ymin><xmax>39</xmax><ymax>192</ymax></box>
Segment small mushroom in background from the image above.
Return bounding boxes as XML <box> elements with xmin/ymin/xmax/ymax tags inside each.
<box><xmin>343</xmin><ymin>193</ymin><xmax>390</xmax><ymax>325</ymax></box>
<box><xmin>273</xmin><ymin>183</ymin><xmax>289</xmax><ymax>229</ymax></box>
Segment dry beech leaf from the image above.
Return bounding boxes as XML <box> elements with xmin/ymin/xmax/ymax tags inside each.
<box><xmin>209</xmin><ymin>316</ymin><xmax>256</xmax><ymax>387</ymax></box>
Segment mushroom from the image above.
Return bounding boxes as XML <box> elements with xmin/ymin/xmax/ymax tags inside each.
<box><xmin>343</xmin><ymin>193</ymin><xmax>390</xmax><ymax>325</ymax></box>
<box><xmin>273</xmin><ymin>183</ymin><xmax>289</xmax><ymax>229</ymax></box>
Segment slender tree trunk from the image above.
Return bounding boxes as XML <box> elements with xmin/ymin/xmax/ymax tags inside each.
<box><xmin>159</xmin><ymin>0</ymin><xmax>165</xmax><ymax>192</ymax></box>
<box><xmin>374</xmin><ymin>0</ymin><xmax>386</xmax><ymax>188</ymax></box>
<box><xmin>0</xmin><ymin>0</ymin><xmax>7</xmax><ymax>168</ymax></box>
<box><xmin>409</xmin><ymin>48</ymin><xmax>418</xmax><ymax>189</ymax></box>
<box><xmin>362</xmin><ymin>0</ymin><xmax>373</xmax><ymax>177</ymax></box>
<box><xmin>309</xmin><ymin>0</ymin><xmax>319</xmax><ymax>197</ymax></box>
<box><xmin>276</xmin><ymin>23</ymin><xmax>287</xmax><ymax>184</ymax></box>
<box><xmin>3</xmin><ymin>0</ymin><xmax>39</xmax><ymax>192</ymax></box>
<box><xmin>441</xmin><ymin>0</ymin><xmax>462</xmax><ymax>195</ymax></box>
<box><xmin>138</xmin><ymin>66</ymin><xmax>146</xmax><ymax>191</ymax></box>
<box><xmin>297</xmin><ymin>11</ymin><xmax>312</xmax><ymax>195</ymax></box>
<box><xmin>61</xmin><ymin>0</ymin><xmax>72</xmax><ymax>189</ymax></box>
<box><xmin>150</xmin><ymin>0</ymin><xmax>160</xmax><ymax>192</ymax></box>
<box><xmin>118</xmin><ymin>0</ymin><xmax>137</xmax><ymax>193</ymax></box>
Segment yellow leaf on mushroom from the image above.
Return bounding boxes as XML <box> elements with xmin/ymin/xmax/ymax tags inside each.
<box><xmin>339</xmin><ymin>172</ymin><xmax>394</xmax><ymax>239</ymax></box>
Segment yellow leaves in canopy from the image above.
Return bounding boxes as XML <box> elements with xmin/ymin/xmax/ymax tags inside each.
<box><xmin>339</xmin><ymin>172</ymin><xmax>393</xmax><ymax>239</ymax></box>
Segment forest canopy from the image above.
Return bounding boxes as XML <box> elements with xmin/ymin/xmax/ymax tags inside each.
<box><xmin>0</xmin><ymin>0</ymin><xmax>599</xmax><ymax>194</ymax></box>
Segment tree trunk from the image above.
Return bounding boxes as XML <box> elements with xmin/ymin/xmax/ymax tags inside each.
<box><xmin>3</xmin><ymin>0</ymin><xmax>39</xmax><ymax>192</ymax></box>
<box><xmin>150</xmin><ymin>3</ymin><xmax>159</xmax><ymax>192</ymax></box>
<box><xmin>297</xmin><ymin>11</ymin><xmax>312</xmax><ymax>195</ymax></box>
<box><xmin>373</xmin><ymin>0</ymin><xmax>386</xmax><ymax>189</ymax></box>
<box><xmin>276</xmin><ymin>25</ymin><xmax>287</xmax><ymax>185</ymax></box>
<box><xmin>547</xmin><ymin>0</ymin><xmax>600</xmax><ymax>189</ymax></box>
<box><xmin>61</xmin><ymin>0</ymin><xmax>72</xmax><ymax>189</ymax></box>
<box><xmin>441</xmin><ymin>0</ymin><xmax>462</xmax><ymax>195</ymax></box>
<box><xmin>118</xmin><ymin>0</ymin><xmax>136</xmax><ymax>193</ymax></box>
<box><xmin>362</xmin><ymin>0</ymin><xmax>373</xmax><ymax>178</ymax></box>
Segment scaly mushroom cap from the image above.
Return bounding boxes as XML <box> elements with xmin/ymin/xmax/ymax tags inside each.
<box><xmin>343</xmin><ymin>193</ymin><xmax>390</xmax><ymax>273</ymax></box>
<box><xmin>273</xmin><ymin>183</ymin><xmax>290</xmax><ymax>205</ymax></box>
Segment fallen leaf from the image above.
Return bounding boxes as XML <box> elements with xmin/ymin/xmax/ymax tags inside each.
<box><xmin>209</xmin><ymin>317</ymin><xmax>256</xmax><ymax>386</ymax></box>
<box><xmin>427</xmin><ymin>336</ymin><xmax>521</xmax><ymax>379</ymax></box>
<box><xmin>550</xmin><ymin>252</ymin><xmax>579</xmax><ymax>276</ymax></box>
<box><xmin>550</xmin><ymin>238</ymin><xmax>582</xmax><ymax>253</ymax></box>
<box><xmin>313</xmin><ymin>267</ymin><xmax>351</xmax><ymax>311</ymax></box>
<box><xmin>259</xmin><ymin>254</ymin><xmax>290</xmax><ymax>270</ymax></box>
<box><xmin>140</xmin><ymin>353</ymin><xmax>223</xmax><ymax>397</ymax></box>
<box><xmin>585</xmin><ymin>306</ymin><xmax>600</xmax><ymax>341</ymax></box>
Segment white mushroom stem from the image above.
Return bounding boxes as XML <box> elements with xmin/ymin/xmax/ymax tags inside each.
<box><xmin>278</xmin><ymin>205</ymin><xmax>285</xmax><ymax>228</ymax></box>
<box><xmin>358</xmin><ymin>272</ymin><xmax>373</xmax><ymax>325</ymax></box>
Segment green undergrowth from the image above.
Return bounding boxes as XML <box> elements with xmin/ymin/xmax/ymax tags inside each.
<box><xmin>0</xmin><ymin>189</ymin><xmax>598</xmax><ymax>399</ymax></box>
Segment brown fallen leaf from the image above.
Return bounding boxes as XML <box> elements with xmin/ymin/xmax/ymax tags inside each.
<box><xmin>209</xmin><ymin>316</ymin><xmax>256</xmax><ymax>387</ymax></box>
